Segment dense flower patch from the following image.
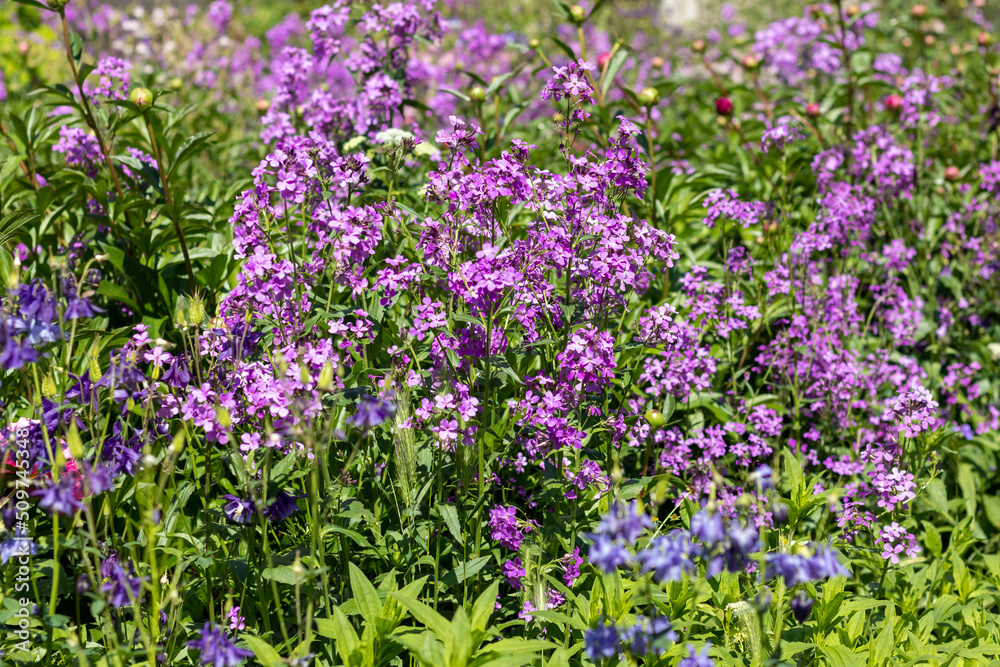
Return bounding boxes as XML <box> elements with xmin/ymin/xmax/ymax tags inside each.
<box><xmin>1</xmin><ymin>0</ymin><xmax>1000</xmax><ymax>665</ymax></box>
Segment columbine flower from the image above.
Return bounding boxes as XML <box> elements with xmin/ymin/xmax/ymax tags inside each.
<box><xmin>584</xmin><ymin>621</ymin><xmax>619</xmax><ymax>660</ymax></box>
<box><xmin>186</xmin><ymin>622</ymin><xmax>253</xmax><ymax>667</ymax></box>
<box><xmin>262</xmin><ymin>491</ymin><xmax>303</xmax><ymax>523</ymax></box>
<box><xmin>220</xmin><ymin>495</ymin><xmax>255</xmax><ymax>524</ymax></box>
<box><xmin>347</xmin><ymin>395</ymin><xmax>396</xmax><ymax>430</ymax></box>
<box><xmin>678</xmin><ymin>643</ymin><xmax>714</xmax><ymax>667</ymax></box>
<box><xmin>0</xmin><ymin>528</ymin><xmax>38</xmax><ymax>564</ymax></box>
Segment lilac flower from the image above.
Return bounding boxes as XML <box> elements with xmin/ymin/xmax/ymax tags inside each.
<box><xmin>186</xmin><ymin>622</ymin><xmax>253</xmax><ymax>667</ymax></box>
<box><xmin>220</xmin><ymin>495</ymin><xmax>255</xmax><ymax>524</ymax></box>
<box><xmin>702</xmin><ymin>189</ymin><xmax>766</xmax><ymax>229</ymax></box>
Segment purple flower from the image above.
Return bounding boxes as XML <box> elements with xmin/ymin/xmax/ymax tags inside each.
<box><xmin>790</xmin><ymin>591</ymin><xmax>813</xmax><ymax>623</ymax></box>
<box><xmin>347</xmin><ymin>395</ymin><xmax>396</xmax><ymax>430</ymax></box>
<box><xmin>584</xmin><ymin>621</ymin><xmax>619</xmax><ymax>660</ymax></box>
<box><xmin>593</xmin><ymin>501</ymin><xmax>653</xmax><ymax>543</ymax></box>
<box><xmin>636</xmin><ymin>531</ymin><xmax>701</xmax><ymax>583</ymax></box>
<box><xmin>220</xmin><ymin>495</ymin><xmax>255</xmax><ymax>524</ymax></box>
<box><xmin>101</xmin><ymin>552</ymin><xmax>143</xmax><ymax>608</ymax></box>
<box><xmin>690</xmin><ymin>510</ymin><xmax>726</xmax><ymax>547</ymax></box>
<box><xmin>679</xmin><ymin>643</ymin><xmax>714</xmax><ymax>667</ymax></box>
<box><xmin>186</xmin><ymin>622</ymin><xmax>253</xmax><ymax>667</ymax></box>
<box><xmin>587</xmin><ymin>535</ymin><xmax>632</xmax><ymax>573</ymax></box>
<box><xmin>488</xmin><ymin>505</ymin><xmax>528</xmax><ymax>551</ymax></box>
<box><xmin>620</xmin><ymin>615</ymin><xmax>678</xmax><ymax>656</ymax></box>
<box><xmin>33</xmin><ymin>477</ymin><xmax>83</xmax><ymax>516</ymax></box>
<box><xmin>0</xmin><ymin>528</ymin><xmax>38</xmax><ymax>564</ymax></box>
<box><xmin>262</xmin><ymin>491</ymin><xmax>303</xmax><ymax>523</ymax></box>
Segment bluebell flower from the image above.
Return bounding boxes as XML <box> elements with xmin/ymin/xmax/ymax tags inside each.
<box><xmin>186</xmin><ymin>622</ymin><xmax>253</xmax><ymax>666</ymax></box>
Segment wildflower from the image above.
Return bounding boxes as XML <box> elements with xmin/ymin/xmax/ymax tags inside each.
<box><xmin>186</xmin><ymin>622</ymin><xmax>253</xmax><ymax>667</ymax></box>
<box><xmin>679</xmin><ymin>643</ymin><xmax>714</xmax><ymax>667</ymax></box>
<box><xmin>220</xmin><ymin>495</ymin><xmax>255</xmax><ymax>524</ymax></box>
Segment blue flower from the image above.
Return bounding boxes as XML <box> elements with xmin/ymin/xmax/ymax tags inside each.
<box><xmin>620</xmin><ymin>615</ymin><xmax>677</xmax><ymax>656</ymax></box>
<box><xmin>262</xmin><ymin>491</ymin><xmax>304</xmax><ymax>523</ymax></box>
<box><xmin>33</xmin><ymin>477</ymin><xmax>83</xmax><ymax>516</ymax></box>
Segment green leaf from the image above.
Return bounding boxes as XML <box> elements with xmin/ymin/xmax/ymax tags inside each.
<box><xmin>871</xmin><ymin>615</ymin><xmax>894</xmax><ymax>665</ymax></box>
<box><xmin>983</xmin><ymin>495</ymin><xmax>1000</xmax><ymax>528</ymax></box>
<box><xmin>600</xmin><ymin>48</ymin><xmax>629</xmax><ymax>99</ymax></box>
<box><xmin>349</xmin><ymin>562</ymin><xmax>382</xmax><ymax>624</ymax></box>
<box><xmin>330</xmin><ymin>606</ymin><xmax>361</xmax><ymax>666</ymax></box>
<box><xmin>921</xmin><ymin>520</ymin><xmax>942</xmax><ymax>558</ymax></box>
<box><xmin>440</xmin><ymin>555</ymin><xmax>490</xmax><ymax>587</ymax></box>
<box><xmin>783</xmin><ymin>447</ymin><xmax>804</xmax><ymax>501</ymax></box>
<box><xmin>168</xmin><ymin>131</ymin><xmax>215</xmax><ymax>178</ymax></box>
<box><xmin>820</xmin><ymin>645</ymin><xmax>860</xmax><ymax>667</ymax></box>
<box><xmin>438</xmin><ymin>504</ymin><xmax>463</xmax><ymax>543</ymax></box>
<box><xmin>240</xmin><ymin>635</ymin><xmax>283</xmax><ymax>667</ymax></box>
<box><xmin>470</xmin><ymin>579</ymin><xmax>500</xmax><ymax>633</ymax></box>
<box><xmin>389</xmin><ymin>591</ymin><xmax>452</xmax><ymax>641</ymax></box>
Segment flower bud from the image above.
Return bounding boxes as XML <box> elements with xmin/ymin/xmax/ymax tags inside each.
<box><xmin>597</xmin><ymin>52</ymin><xmax>612</xmax><ymax>69</ymax></box>
<box><xmin>48</xmin><ymin>0</ymin><xmax>71</xmax><ymax>9</ymax></box>
<box><xmin>884</xmin><ymin>94</ymin><xmax>904</xmax><ymax>112</ymax></box>
<box><xmin>715</xmin><ymin>96</ymin><xmax>734</xmax><ymax>116</ymax></box>
<box><xmin>256</xmin><ymin>99</ymin><xmax>271</xmax><ymax>113</ymax></box>
<box><xmin>980</xmin><ymin>32</ymin><xmax>993</xmax><ymax>47</ymax></box>
<box><xmin>790</xmin><ymin>592</ymin><xmax>813</xmax><ymax>623</ymax></box>
<box><xmin>845</xmin><ymin>4</ymin><xmax>860</xmax><ymax>17</ymax></box>
<box><xmin>945</xmin><ymin>165</ymin><xmax>960</xmax><ymax>181</ymax></box>
<box><xmin>169</xmin><ymin>77</ymin><xmax>183</xmax><ymax>91</ymax></box>
<box><xmin>910</xmin><ymin>4</ymin><xmax>927</xmax><ymax>18</ymax></box>
<box><xmin>924</xmin><ymin>34</ymin><xmax>935</xmax><ymax>46</ymax></box>
<box><xmin>171</xmin><ymin>431</ymin><xmax>186</xmax><ymax>455</ymax></box>
<box><xmin>89</xmin><ymin>348</ymin><xmax>103</xmax><ymax>382</ymax></box>
<box><xmin>637</xmin><ymin>87</ymin><xmax>660</xmax><ymax>106</ymax></box>
<box><xmin>644</xmin><ymin>409</ymin><xmax>665</xmax><ymax>429</ymax></box>
<box><xmin>770</xmin><ymin>501</ymin><xmax>789</xmax><ymax>525</ymax></box>
<box><xmin>651</xmin><ymin>56</ymin><xmax>664</xmax><ymax>68</ymax></box>
<box><xmin>128</xmin><ymin>87</ymin><xmax>154</xmax><ymax>111</ymax></box>
<box><xmin>317</xmin><ymin>361</ymin><xmax>334</xmax><ymax>392</ymax></box>
<box><xmin>569</xmin><ymin>4</ymin><xmax>586</xmax><ymax>23</ymax></box>
<box><xmin>740</xmin><ymin>54</ymin><xmax>760</xmax><ymax>70</ymax></box>
<box><xmin>189</xmin><ymin>294</ymin><xmax>205</xmax><ymax>326</ymax></box>
<box><xmin>692</xmin><ymin>39</ymin><xmax>706</xmax><ymax>53</ymax></box>
<box><xmin>18</xmin><ymin>41</ymin><xmax>30</xmax><ymax>56</ymax></box>
<box><xmin>805</xmin><ymin>102</ymin><xmax>821</xmax><ymax>117</ymax></box>
<box><xmin>469</xmin><ymin>85</ymin><xmax>486</xmax><ymax>102</ymax></box>
<box><xmin>529</xmin><ymin>38</ymin><xmax>540</xmax><ymax>50</ymax></box>
<box><xmin>67</xmin><ymin>423</ymin><xmax>85</xmax><ymax>460</ymax></box>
